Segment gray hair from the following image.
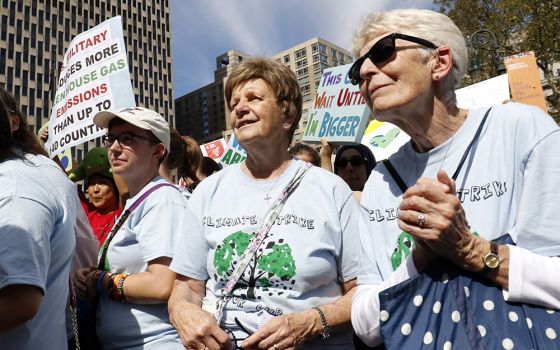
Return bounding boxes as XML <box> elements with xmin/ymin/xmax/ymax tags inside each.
<box><xmin>352</xmin><ymin>9</ymin><xmax>467</xmax><ymax>107</ymax></box>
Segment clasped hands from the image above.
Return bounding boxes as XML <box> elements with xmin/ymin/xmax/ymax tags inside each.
<box><xmin>397</xmin><ymin>170</ymin><xmax>482</xmax><ymax>272</ymax></box>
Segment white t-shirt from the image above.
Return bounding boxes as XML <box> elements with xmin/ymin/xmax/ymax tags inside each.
<box><xmin>0</xmin><ymin>152</ymin><xmax>77</xmax><ymax>349</ymax></box>
<box><xmin>96</xmin><ymin>177</ymin><xmax>187</xmax><ymax>350</ymax></box>
<box><xmin>171</xmin><ymin>159</ymin><xmax>360</xmax><ymax>349</ymax></box>
<box><xmin>358</xmin><ymin>103</ymin><xmax>560</xmax><ymax>284</ymax></box>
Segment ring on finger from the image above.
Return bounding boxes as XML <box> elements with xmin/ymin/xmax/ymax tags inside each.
<box><xmin>271</xmin><ymin>345</ymin><xmax>278</xmax><ymax>350</ymax></box>
<box><xmin>417</xmin><ymin>213</ymin><xmax>426</xmax><ymax>228</ymax></box>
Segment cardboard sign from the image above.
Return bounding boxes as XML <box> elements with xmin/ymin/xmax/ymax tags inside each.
<box><xmin>455</xmin><ymin>74</ymin><xmax>510</xmax><ymax>109</ymax></box>
<box><xmin>200</xmin><ymin>138</ymin><xmax>227</xmax><ymax>162</ymax></box>
<box><xmin>220</xmin><ymin>135</ymin><xmax>247</xmax><ymax>167</ymax></box>
<box><xmin>303</xmin><ymin>64</ymin><xmax>370</xmax><ymax>144</ymax></box>
<box><xmin>46</xmin><ymin>16</ymin><xmax>135</xmax><ymax>158</ymax></box>
<box><xmin>504</xmin><ymin>52</ymin><xmax>548</xmax><ymax>113</ymax></box>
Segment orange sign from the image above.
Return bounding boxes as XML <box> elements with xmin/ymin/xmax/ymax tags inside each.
<box><xmin>504</xmin><ymin>52</ymin><xmax>548</xmax><ymax>113</ymax></box>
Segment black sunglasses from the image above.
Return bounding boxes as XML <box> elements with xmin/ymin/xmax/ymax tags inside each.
<box><xmin>348</xmin><ymin>33</ymin><xmax>438</xmax><ymax>85</ymax></box>
<box><xmin>335</xmin><ymin>155</ymin><xmax>365</xmax><ymax>169</ymax></box>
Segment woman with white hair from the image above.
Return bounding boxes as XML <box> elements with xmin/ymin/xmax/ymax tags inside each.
<box><xmin>350</xmin><ymin>8</ymin><xmax>560</xmax><ymax>349</ymax></box>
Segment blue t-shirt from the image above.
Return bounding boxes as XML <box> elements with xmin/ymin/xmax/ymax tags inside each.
<box><xmin>96</xmin><ymin>177</ymin><xmax>187</xmax><ymax>350</ymax></box>
<box><xmin>0</xmin><ymin>152</ymin><xmax>77</xmax><ymax>349</ymax></box>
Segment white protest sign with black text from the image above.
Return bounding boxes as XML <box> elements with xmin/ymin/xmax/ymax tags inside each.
<box><xmin>46</xmin><ymin>16</ymin><xmax>135</xmax><ymax>158</ymax></box>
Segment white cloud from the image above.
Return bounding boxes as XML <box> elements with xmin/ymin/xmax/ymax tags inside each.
<box><xmin>170</xmin><ymin>0</ymin><xmax>433</xmax><ymax>96</ymax></box>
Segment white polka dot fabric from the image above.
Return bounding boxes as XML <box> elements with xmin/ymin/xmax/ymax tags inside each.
<box><xmin>378</xmin><ymin>235</ymin><xmax>560</xmax><ymax>349</ymax></box>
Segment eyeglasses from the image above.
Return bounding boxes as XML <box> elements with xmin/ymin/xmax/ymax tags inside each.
<box><xmin>103</xmin><ymin>132</ymin><xmax>160</xmax><ymax>147</ymax></box>
<box><xmin>335</xmin><ymin>155</ymin><xmax>365</xmax><ymax>169</ymax></box>
<box><xmin>348</xmin><ymin>32</ymin><xmax>438</xmax><ymax>85</ymax></box>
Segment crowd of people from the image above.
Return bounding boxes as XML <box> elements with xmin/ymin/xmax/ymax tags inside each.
<box><xmin>1</xmin><ymin>7</ymin><xmax>559</xmax><ymax>350</ymax></box>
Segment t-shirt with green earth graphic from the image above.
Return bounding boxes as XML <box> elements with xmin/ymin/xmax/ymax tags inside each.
<box><xmin>170</xmin><ymin>159</ymin><xmax>360</xmax><ymax>349</ymax></box>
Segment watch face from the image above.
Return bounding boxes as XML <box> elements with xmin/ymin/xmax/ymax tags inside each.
<box><xmin>484</xmin><ymin>253</ymin><xmax>500</xmax><ymax>269</ymax></box>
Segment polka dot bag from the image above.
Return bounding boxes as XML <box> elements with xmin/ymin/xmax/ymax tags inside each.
<box><xmin>378</xmin><ymin>235</ymin><xmax>560</xmax><ymax>349</ymax></box>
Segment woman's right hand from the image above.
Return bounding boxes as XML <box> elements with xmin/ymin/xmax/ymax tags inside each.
<box><xmin>168</xmin><ymin>277</ymin><xmax>232</xmax><ymax>350</ymax></box>
<box><xmin>73</xmin><ymin>266</ymin><xmax>99</xmax><ymax>300</ymax></box>
<box><xmin>170</xmin><ymin>302</ymin><xmax>232</xmax><ymax>350</ymax></box>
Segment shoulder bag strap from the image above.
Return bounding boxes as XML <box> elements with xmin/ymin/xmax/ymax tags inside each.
<box><xmin>97</xmin><ymin>182</ymin><xmax>177</xmax><ymax>270</ymax></box>
<box><xmin>212</xmin><ymin>163</ymin><xmax>312</xmax><ymax>321</ymax></box>
<box><xmin>383</xmin><ymin>107</ymin><xmax>492</xmax><ymax>194</ymax></box>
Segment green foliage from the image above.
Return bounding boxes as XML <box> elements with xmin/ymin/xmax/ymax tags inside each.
<box><xmin>433</xmin><ymin>0</ymin><xmax>560</xmax><ymax>121</ymax></box>
<box><xmin>214</xmin><ymin>230</ymin><xmax>251</xmax><ymax>276</ymax></box>
<box><xmin>257</xmin><ymin>243</ymin><xmax>297</xmax><ymax>281</ymax></box>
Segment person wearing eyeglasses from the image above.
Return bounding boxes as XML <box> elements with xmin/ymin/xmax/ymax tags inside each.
<box><xmin>334</xmin><ymin>145</ymin><xmax>376</xmax><ymax>193</ymax></box>
<box><xmin>350</xmin><ymin>9</ymin><xmax>560</xmax><ymax>348</ymax></box>
<box><xmin>168</xmin><ymin>57</ymin><xmax>360</xmax><ymax>350</ymax></box>
<box><xmin>73</xmin><ymin>107</ymin><xmax>186</xmax><ymax>349</ymax></box>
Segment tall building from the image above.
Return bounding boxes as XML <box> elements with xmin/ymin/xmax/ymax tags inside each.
<box><xmin>175</xmin><ymin>37</ymin><xmax>352</xmax><ymax>145</ymax></box>
<box><xmin>175</xmin><ymin>50</ymin><xmax>250</xmax><ymax>143</ymax></box>
<box><xmin>272</xmin><ymin>37</ymin><xmax>352</xmax><ymax>143</ymax></box>
<box><xmin>0</xmin><ymin>0</ymin><xmax>173</xmax><ymax>159</ymax></box>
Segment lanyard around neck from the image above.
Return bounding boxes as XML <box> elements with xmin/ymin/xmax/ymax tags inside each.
<box><xmin>383</xmin><ymin>107</ymin><xmax>491</xmax><ymax>193</ymax></box>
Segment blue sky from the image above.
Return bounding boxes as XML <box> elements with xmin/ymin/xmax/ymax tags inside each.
<box><xmin>169</xmin><ymin>0</ymin><xmax>432</xmax><ymax>98</ymax></box>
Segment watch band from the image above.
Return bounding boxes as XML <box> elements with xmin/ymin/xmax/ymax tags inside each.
<box><xmin>482</xmin><ymin>242</ymin><xmax>500</xmax><ymax>274</ymax></box>
<box><xmin>312</xmin><ymin>306</ymin><xmax>331</xmax><ymax>339</ymax></box>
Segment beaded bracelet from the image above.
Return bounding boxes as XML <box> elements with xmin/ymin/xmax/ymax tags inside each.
<box><xmin>108</xmin><ymin>273</ymin><xmax>130</xmax><ymax>302</ymax></box>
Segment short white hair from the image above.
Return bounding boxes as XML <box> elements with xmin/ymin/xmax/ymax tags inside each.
<box><xmin>352</xmin><ymin>9</ymin><xmax>467</xmax><ymax>107</ymax></box>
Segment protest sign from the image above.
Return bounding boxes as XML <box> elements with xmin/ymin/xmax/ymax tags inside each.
<box><xmin>220</xmin><ymin>135</ymin><xmax>247</xmax><ymax>167</ymax></box>
<box><xmin>303</xmin><ymin>64</ymin><xmax>370</xmax><ymax>144</ymax></box>
<box><xmin>504</xmin><ymin>52</ymin><xmax>548</xmax><ymax>113</ymax></box>
<box><xmin>361</xmin><ymin>120</ymin><xmax>410</xmax><ymax>161</ymax></box>
<box><xmin>455</xmin><ymin>74</ymin><xmax>510</xmax><ymax>109</ymax></box>
<box><xmin>46</xmin><ymin>16</ymin><xmax>135</xmax><ymax>158</ymax></box>
<box><xmin>200</xmin><ymin>138</ymin><xmax>227</xmax><ymax>162</ymax></box>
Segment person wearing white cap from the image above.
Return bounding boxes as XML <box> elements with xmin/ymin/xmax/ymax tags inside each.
<box><xmin>74</xmin><ymin>107</ymin><xmax>186</xmax><ymax>349</ymax></box>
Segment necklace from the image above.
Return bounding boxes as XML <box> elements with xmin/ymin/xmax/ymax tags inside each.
<box><xmin>413</xmin><ymin>110</ymin><xmax>465</xmax><ymax>181</ymax></box>
<box><xmin>264</xmin><ymin>160</ymin><xmax>290</xmax><ymax>204</ymax></box>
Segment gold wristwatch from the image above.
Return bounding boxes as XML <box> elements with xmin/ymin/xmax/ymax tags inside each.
<box><xmin>482</xmin><ymin>242</ymin><xmax>500</xmax><ymax>273</ymax></box>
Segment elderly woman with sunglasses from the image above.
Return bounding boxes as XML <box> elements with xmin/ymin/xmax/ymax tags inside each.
<box><xmin>168</xmin><ymin>57</ymin><xmax>361</xmax><ymax>350</ymax></box>
<box><xmin>74</xmin><ymin>107</ymin><xmax>187</xmax><ymax>349</ymax></box>
<box><xmin>350</xmin><ymin>9</ymin><xmax>560</xmax><ymax>347</ymax></box>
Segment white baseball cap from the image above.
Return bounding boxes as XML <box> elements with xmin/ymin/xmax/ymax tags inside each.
<box><xmin>93</xmin><ymin>107</ymin><xmax>170</xmax><ymax>150</ymax></box>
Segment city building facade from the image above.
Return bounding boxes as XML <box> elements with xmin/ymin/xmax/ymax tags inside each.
<box><xmin>175</xmin><ymin>37</ymin><xmax>352</xmax><ymax>145</ymax></box>
<box><xmin>0</xmin><ymin>0</ymin><xmax>173</xmax><ymax>159</ymax></box>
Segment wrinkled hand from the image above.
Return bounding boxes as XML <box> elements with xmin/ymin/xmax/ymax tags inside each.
<box><xmin>243</xmin><ymin>311</ymin><xmax>316</xmax><ymax>350</ymax></box>
<box><xmin>170</xmin><ymin>302</ymin><xmax>232</xmax><ymax>350</ymax></box>
<box><xmin>74</xmin><ymin>266</ymin><xmax>99</xmax><ymax>300</ymax></box>
<box><xmin>397</xmin><ymin>170</ymin><xmax>476</xmax><ymax>270</ymax></box>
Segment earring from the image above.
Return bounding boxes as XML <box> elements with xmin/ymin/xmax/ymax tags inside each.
<box><xmin>434</xmin><ymin>74</ymin><xmax>440</xmax><ymax>80</ymax></box>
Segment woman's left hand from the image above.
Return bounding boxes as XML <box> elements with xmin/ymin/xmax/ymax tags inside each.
<box><xmin>397</xmin><ymin>170</ymin><xmax>479</xmax><ymax>270</ymax></box>
<box><xmin>242</xmin><ymin>310</ymin><xmax>316</xmax><ymax>350</ymax></box>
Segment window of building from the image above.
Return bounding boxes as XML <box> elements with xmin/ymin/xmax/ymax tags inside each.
<box><xmin>284</xmin><ymin>55</ymin><xmax>290</xmax><ymax>63</ymax></box>
<box><xmin>339</xmin><ymin>52</ymin><xmax>345</xmax><ymax>61</ymax></box>
<box><xmin>332</xmin><ymin>48</ymin><xmax>337</xmax><ymax>57</ymax></box>
<box><xmin>312</xmin><ymin>44</ymin><xmax>318</xmax><ymax>53</ymax></box>
<box><xmin>301</xmin><ymin>84</ymin><xmax>311</xmax><ymax>94</ymax></box>
<box><xmin>332</xmin><ymin>59</ymin><xmax>338</xmax><ymax>66</ymax></box>
<box><xmin>0</xmin><ymin>48</ymin><xmax>5</xmax><ymax>75</ymax></box>
<box><xmin>0</xmin><ymin>15</ymin><xmax>6</xmax><ymax>41</ymax></box>
<box><xmin>296</xmin><ymin>59</ymin><xmax>307</xmax><ymax>68</ymax></box>
<box><xmin>296</xmin><ymin>67</ymin><xmax>308</xmax><ymax>76</ymax></box>
<box><xmin>319</xmin><ymin>44</ymin><xmax>326</xmax><ymax>54</ymax></box>
<box><xmin>15</xmin><ymin>53</ymin><xmax>21</xmax><ymax>78</ymax></box>
<box><xmin>295</xmin><ymin>48</ymin><xmax>307</xmax><ymax>59</ymax></box>
<box><xmin>320</xmin><ymin>54</ymin><xmax>328</xmax><ymax>63</ymax></box>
